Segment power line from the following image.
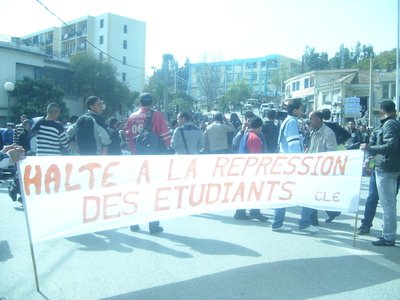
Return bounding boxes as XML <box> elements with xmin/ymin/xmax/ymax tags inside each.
<box><xmin>34</xmin><ymin>0</ymin><xmax>144</xmax><ymax>70</ymax></box>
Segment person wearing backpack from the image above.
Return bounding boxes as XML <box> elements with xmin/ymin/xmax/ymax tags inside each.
<box><xmin>125</xmin><ymin>93</ymin><xmax>171</xmax><ymax>234</ymax></box>
<box><xmin>125</xmin><ymin>93</ymin><xmax>171</xmax><ymax>155</ymax></box>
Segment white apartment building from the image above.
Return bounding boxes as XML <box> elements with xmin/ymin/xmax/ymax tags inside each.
<box><xmin>188</xmin><ymin>55</ymin><xmax>301</xmax><ymax>102</ymax></box>
<box><xmin>21</xmin><ymin>13</ymin><xmax>146</xmax><ymax>92</ymax></box>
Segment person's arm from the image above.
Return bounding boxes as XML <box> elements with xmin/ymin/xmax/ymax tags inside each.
<box><xmin>170</xmin><ymin>127</ymin><xmax>181</xmax><ymax>151</ymax></box>
<box><xmin>286</xmin><ymin>120</ymin><xmax>303</xmax><ymax>153</ymax></box>
<box><xmin>326</xmin><ymin>131</ymin><xmax>337</xmax><ymax>152</ymax></box>
<box><xmin>367</xmin><ymin>121</ymin><xmax>399</xmax><ymax>155</ymax></box>
<box><xmin>96</xmin><ymin>123</ymin><xmax>111</xmax><ymax>154</ymax></box>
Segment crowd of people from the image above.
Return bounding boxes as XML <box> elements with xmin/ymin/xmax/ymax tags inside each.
<box><xmin>1</xmin><ymin>94</ymin><xmax>399</xmax><ymax>246</ymax></box>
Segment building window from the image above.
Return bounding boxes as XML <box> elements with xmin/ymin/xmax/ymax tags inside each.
<box><xmin>323</xmin><ymin>94</ymin><xmax>328</xmax><ymax>104</ymax></box>
<box><xmin>310</xmin><ymin>76</ymin><xmax>315</xmax><ymax>87</ymax></box>
<box><xmin>100</xmin><ymin>19</ymin><xmax>104</xmax><ymax>28</ymax></box>
<box><xmin>267</xmin><ymin>59</ymin><xmax>278</xmax><ymax>68</ymax></box>
<box><xmin>304</xmin><ymin>78</ymin><xmax>309</xmax><ymax>88</ymax></box>
<box><xmin>124</xmin><ymin>25</ymin><xmax>128</xmax><ymax>33</ymax></box>
<box><xmin>246</xmin><ymin>62</ymin><xmax>257</xmax><ymax>69</ymax></box>
<box><xmin>225</xmin><ymin>65</ymin><xmax>232</xmax><ymax>71</ymax></box>
<box><xmin>122</xmin><ymin>73</ymin><xmax>126</xmax><ymax>82</ymax></box>
<box><xmin>251</xmin><ymin>74</ymin><xmax>257</xmax><ymax>80</ymax></box>
<box><xmin>382</xmin><ymin>84</ymin><xmax>389</xmax><ymax>99</ymax></box>
<box><xmin>99</xmin><ymin>35</ymin><xmax>104</xmax><ymax>44</ymax></box>
<box><xmin>123</xmin><ymin>40</ymin><xmax>127</xmax><ymax>49</ymax></box>
<box><xmin>99</xmin><ymin>52</ymin><xmax>103</xmax><ymax>61</ymax></box>
<box><xmin>292</xmin><ymin>81</ymin><xmax>300</xmax><ymax>91</ymax></box>
<box><xmin>261</xmin><ymin>61</ymin><xmax>266</xmax><ymax>67</ymax></box>
<box><xmin>123</xmin><ymin>56</ymin><xmax>126</xmax><ymax>65</ymax></box>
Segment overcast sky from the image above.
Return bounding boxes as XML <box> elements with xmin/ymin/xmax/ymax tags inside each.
<box><xmin>0</xmin><ymin>0</ymin><xmax>397</xmax><ymax>72</ymax></box>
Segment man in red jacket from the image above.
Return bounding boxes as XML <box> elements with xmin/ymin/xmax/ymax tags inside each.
<box><xmin>125</xmin><ymin>93</ymin><xmax>171</xmax><ymax>233</ymax></box>
<box><xmin>125</xmin><ymin>93</ymin><xmax>171</xmax><ymax>154</ymax></box>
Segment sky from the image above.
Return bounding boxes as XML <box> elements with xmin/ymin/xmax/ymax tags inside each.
<box><xmin>0</xmin><ymin>0</ymin><xmax>397</xmax><ymax>73</ymax></box>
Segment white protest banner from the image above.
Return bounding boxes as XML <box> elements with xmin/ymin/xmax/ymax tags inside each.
<box><xmin>18</xmin><ymin>150</ymin><xmax>363</xmax><ymax>243</ymax></box>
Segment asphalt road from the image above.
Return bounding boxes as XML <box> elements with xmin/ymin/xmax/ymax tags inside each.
<box><xmin>0</xmin><ymin>175</ymin><xmax>399</xmax><ymax>300</ymax></box>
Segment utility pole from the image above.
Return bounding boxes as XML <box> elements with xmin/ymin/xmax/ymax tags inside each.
<box><xmin>162</xmin><ymin>54</ymin><xmax>173</xmax><ymax>113</ymax></box>
<box><xmin>368</xmin><ymin>57</ymin><xmax>373</xmax><ymax>127</ymax></box>
<box><xmin>396</xmin><ymin>0</ymin><xmax>400</xmax><ymax>110</ymax></box>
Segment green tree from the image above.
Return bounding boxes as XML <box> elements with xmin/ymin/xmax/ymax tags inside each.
<box><xmin>70</xmin><ymin>52</ymin><xmax>136</xmax><ymax>118</ymax></box>
<box><xmin>225</xmin><ymin>80</ymin><xmax>251</xmax><ymax>108</ymax></box>
<box><xmin>144</xmin><ymin>68</ymin><xmax>164</xmax><ymax>110</ymax></box>
<box><xmin>168</xmin><ymin>92</ymin><xmax>194</xmax><ymax>121</ymax></box>
<box><xmin>303</xmin><ymin>46</ymin><xmax>331</xmax><ymax>71</ymax></box>
<box><xmin>12</xmin><ymin>76</ymin><xmax>68</xmax><ymax>121</ymax></box>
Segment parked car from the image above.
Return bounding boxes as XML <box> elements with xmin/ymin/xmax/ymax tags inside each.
<box><xmin>259</xmin><ymin>103</ymin><xmax>272</xmax><ymax>115</ymax></box>
<box><xmin>243</xmin><ymin>102</ymin><xmax>254</xmax><ymax>111</ymax></box>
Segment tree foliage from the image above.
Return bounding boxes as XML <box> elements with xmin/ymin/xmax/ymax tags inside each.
<box><xmin>70</xmin><ymin>52</ymin><xmax>137</xmax><ymax>118</ymax></box>
<box><xmin>303</xmin><ymin>42</ymin><xmax>379</xmax><ymax>72</ymax></box>
<box><xmin>168</xmin><ymin>92</ymin><xmax>194</xmax><ymax>121</ymax></box>
<box><xmin>11</xmin><ymin>76</ymin><xmax>68</xmax><ymax>121</ymax></box>
<box><xmin>224</xmin><ymin>80</ymin><xmax>251</xmax><ymax>108</ymax></box>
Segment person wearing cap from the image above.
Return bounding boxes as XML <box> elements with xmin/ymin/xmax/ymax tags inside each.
<box><xmin>2</xmin><ymin>123</ymin><xmax>15</xmax><ymax>146</ymax></box>
<box><xmin>76</xmin><ymin>96</ymin><xmax>111</xmax><ymax>155</ymax></box>
<box><xmin>203</xmin><ymin>112</ymin><xmax>235</xmax><ymax>154</ymax></box>
<box><xmin>125</xmin><ymin>92</ymin><xmax>170</xmax><ymax>234</ymax></box>
<box><xmin>125</xmin><ymin>93</ymin><xmax>171</xmax><ymax>155</ymax></box>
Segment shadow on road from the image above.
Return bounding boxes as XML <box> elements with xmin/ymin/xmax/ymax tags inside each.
<box><xmin>150</xmin><ymin>232</ymin><xmax>261</xmax><ymax>257</ymax></box>
<box><xmin>67</xmin><ymin>231</ymin><xmax>192</xmax><ymax>258</ymax></box>
<box><xmin>0</xmin><ymin>240</ymin><xmax>13</xmax><ymax>262</ymax></box>
<box><xmin>103</xmin><ymin>255</ymin><xmax>400</xmax><ymax>300</ymax></box>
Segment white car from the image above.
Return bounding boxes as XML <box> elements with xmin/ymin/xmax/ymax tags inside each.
<box><xmin>243</xmin><ymin>102</ymin><xmax>253</xmax><ymax>111</ymax></box>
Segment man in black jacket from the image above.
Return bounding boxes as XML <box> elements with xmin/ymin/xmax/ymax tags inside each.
<box><xmin>345</xmin><ymin>120</ymin><xmax>363</xmax><ymax>150</ymax></box>
<box><xmin>361</xmin><ymin>100</ymin><xmax>400</xmax><ymax>246</ymax></box>
<box><xmin>76</xmin><ymin>96</ymin><xmax>111</xmax><ymax>155</ymax></box>
<box><xmin>321</xmin><ymin>109</ymin><xmax>350</xmax><ymax>145</ymax></box>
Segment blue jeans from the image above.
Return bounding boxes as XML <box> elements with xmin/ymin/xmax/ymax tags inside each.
<box><xmin>361</xmin><ymin>171</ymin><xmax>400</xmax><ymax>228</ymax></box>
<box><xmin>273</xmin><ymin>207</ymin><xmax>314</xmax><ymax>229</ymax></box>
<box><xmin>375</xmin><ymin>171</ymin><xmax>400</xmax><ymax>241</ymax></box>
<box><xmin>361</xmin><ymin>171</ymin><xmax>379</xmax><ymax>228</ymax></box>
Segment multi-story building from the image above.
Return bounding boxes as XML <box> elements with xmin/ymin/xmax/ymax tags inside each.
<box><xmin>21</xmin><ymin>13</ymin><xmax>146</xmax><ymax>92</ymax></box>
<box><xmin>284</xmin><ymin>69</ymin><xmax>397</xmax><ymax>127</ymax></box>
<box><xmin>0</xmin><ymin>36</ymin><xmax>81</xmax><ymax>124</ymax></box>
<box><xmin>188</xmin><ymin>55</ymin><xmax>301</xmax><ymax>103</ymax></box>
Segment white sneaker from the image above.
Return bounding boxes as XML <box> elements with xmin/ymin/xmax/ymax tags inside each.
<box><xmin>301</xmin><ymin>225</ymin><xmax>319</xmax><ymax>233</ymax></box>
<box><xmin>272</xmin><ymin>224</ymin><xmax>292</xmax><ymax>232</ymax></box>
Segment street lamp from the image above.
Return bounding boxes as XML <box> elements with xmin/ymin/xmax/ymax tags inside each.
<box><xmin>4</xmin><ymin>81</ymin><xmax>15</xmax><ymax>123</ymax></box>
